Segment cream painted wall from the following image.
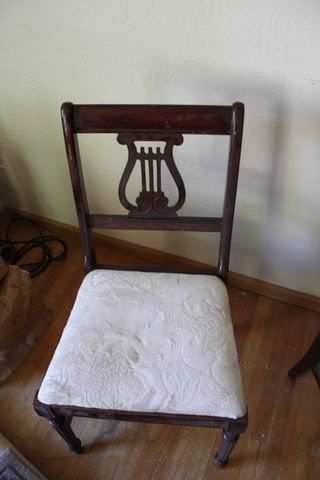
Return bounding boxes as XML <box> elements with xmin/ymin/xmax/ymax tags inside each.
<box><xmin>1</xmin><ymin>1</ymin><xmax>320</xmax><ymax>295</ymax></box>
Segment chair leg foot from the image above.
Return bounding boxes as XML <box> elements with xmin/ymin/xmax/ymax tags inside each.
<box><xmin>34</xmin><ymin>398</ymin><xmax>83</xmax><ymax>454</ymax></box>
<box><xmin>288</xmin><ymin>332</ymin><xmax>320</xmax><ymax>380</ymax></box>
<box><xmin>214</xmin><ymin>430</ymin><xmax>239</xmax><ymax>468</ymax></box>
<box><xmin>48</xmin><ymin>414</ymin><xmax>83</xmax><ymax>453</ymax></box>
<box><xmin>288</xmin><ymin>366</ymin><xmax>301</xmax><ymax>380</ymax></box>
<box><xmin>33</xmin><ymin>392</ymin><xmax>83</xmax><ymax>453</ymax></box>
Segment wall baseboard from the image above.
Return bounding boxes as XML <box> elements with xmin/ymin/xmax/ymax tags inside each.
<box><xmin>3</xmin><ymin>206</ymin><xmax>320</xmax><ymax>313</ymax></box>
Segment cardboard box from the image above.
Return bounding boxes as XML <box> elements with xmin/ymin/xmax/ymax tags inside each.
<box><xmin>0</xmin><ymin>257</ymin><xmax>8</xmax><ymax>282</ymax></box>
<box><xmin>0</xmin><ymin>265</ymin><xmax>51</xmax><ymax>383</ymax></box>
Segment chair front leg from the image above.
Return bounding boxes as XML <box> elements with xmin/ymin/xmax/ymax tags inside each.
<box><xmin>48</xmin><ymin>412</ymin><xmax>83</xmax><ymax>454</ymax></box>
<box><xmin>34</xmin><ymin>397</ymin><xmax>83</xmax><ymax>454</ymax></box>
<box><xmin>214</xmin><ymin>430</ymin><xmax>240</xmax><ymax>468</ymax></box>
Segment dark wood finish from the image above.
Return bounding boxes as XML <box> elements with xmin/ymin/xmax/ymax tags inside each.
<box><xmin>35</xmin><ymin>102</ymin><xmax>246</xmax><ymax>469</ymax></box>
<box><xmin>117</xmin><ymin>132</ymin><xmax>185</xmax><ymax>218</ymax></box>
<box><xmin>61</xmin><ymin>101</ymin><xmax>244</xmax><ymax>282</ymax></box>
<box><xmin>95</xmin><ymin>264</ymin><xmax>218</xmax><ymax>276</ymax></box>
<box><xmin>61</xmin><ymin>103</ymin><xmax>96</xmax><ymax>273</ymax></box>
<box><xmin>288</xmin><ymin>331</ymin><xmax>320</xmax><ymax>387</ymax></box>
<box><xmin>34</xmin><ymin>399</ymin><xmax>83</xmax><ymax>454</ymax></box>
<box><xmin>87</xmin><ymin>214</ymin><xmax>222</xmax><ymax>231</ymax></box>
<box><xmin>34</xmin><ymin>390</ymin><xmax>247</xmax><ymax>468</ymax></box>
<box><xmin>73</xmin><ymin>105</ymin><xmax>233</xmax><ymax>134</ymax></box>
<box><xmin>214</xmin><ymin>431</ymin><xmax>240</xmax><ymax>468</ymax></box>
<box><xmin>34</xmin><ymin>395</ymin><xmax>247</xmax><ymax>432</ymax></box>
<box><xmin>218</xmin><ymin>102</ymin><xmax>244</xmax><ymax>281</ymax></box>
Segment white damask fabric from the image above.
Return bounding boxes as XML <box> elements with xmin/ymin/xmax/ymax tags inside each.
<box><xmin>38</xmin><ymin>270</ymin><xmax>246</xmax><ymax>419</ymax></box>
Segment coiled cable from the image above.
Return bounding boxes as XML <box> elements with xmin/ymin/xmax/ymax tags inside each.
<box><xmin>0</xmin><ymin>216</ymin><xmax>67</xmax><ymax>277</ymax></box>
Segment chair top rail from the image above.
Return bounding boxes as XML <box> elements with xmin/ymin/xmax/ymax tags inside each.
<box><xmin>70</xmin><ymin>104</ymin><xmax>233</xmax><ymax>135</ymax></box>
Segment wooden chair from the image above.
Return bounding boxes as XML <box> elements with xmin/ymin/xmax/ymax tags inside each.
<box><xmin>34</xmin><ymin>102</ymin><xmax>247</xmax><ymax>469</ymax></box>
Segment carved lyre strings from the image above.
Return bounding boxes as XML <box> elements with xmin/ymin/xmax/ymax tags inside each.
<box><xmin>117</xmin><ymin>133</ymin><xmax>186</xmax><ymax>218</ymax></box>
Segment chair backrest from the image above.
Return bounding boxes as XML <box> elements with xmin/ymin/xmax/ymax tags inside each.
<box><xmin>61</xmin><ymin>102</ymin><xmax>244</xmax><ymax>282</ymax></box>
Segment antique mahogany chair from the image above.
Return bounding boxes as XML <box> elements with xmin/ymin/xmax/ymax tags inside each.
<box><xmin>34</xmin><ymin>102</ymin><xmax>247</xmax><ymax>468</ymax></box>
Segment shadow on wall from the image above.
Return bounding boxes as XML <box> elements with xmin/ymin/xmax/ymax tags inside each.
<box><xmin>132</xmin><ymin>59</ymin><xmax>320</xmax><ymax>293</ymax></box>
<box><xmin>0</xmin><ymin>108</ymin><xmax>75</xmax><ymax>223</ymax></box>
<box><xmin>0</xmin><ymin>124</ymin><xmax>39</xmax><ymax>212</ymax></box>
<box><xmin>133</xmin><ymin>59</ymin><xmax>288</xmax><ymax>277</ymax></box>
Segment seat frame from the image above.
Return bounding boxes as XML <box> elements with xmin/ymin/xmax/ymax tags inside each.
<box><xmin>34</xmin><ymin>102</ymin><xmax>248</xmax><ymax>468</ymax></box>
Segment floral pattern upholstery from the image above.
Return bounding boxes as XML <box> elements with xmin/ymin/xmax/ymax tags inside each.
<box><xmin>38</xmin><ymin>270</ymin><xmax>246</xmax><ymax>419</ymax></box>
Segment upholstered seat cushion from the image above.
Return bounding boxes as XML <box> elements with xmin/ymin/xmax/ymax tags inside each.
<box><xmin>38</xmin><ymin>270</ymin><xmax>246</xmax><ymax>419</ymax></box>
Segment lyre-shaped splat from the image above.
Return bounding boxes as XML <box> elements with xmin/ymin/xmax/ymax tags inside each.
<box><xmin>117</xmin><ymin>133</ymin><xmax>186</xmax><ymax>217</ymax></box>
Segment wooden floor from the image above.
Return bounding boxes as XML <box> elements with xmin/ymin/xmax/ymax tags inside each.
<box><xmin>0</xmin><ymin>218</ymin><xmax>319</xmax><ymax>480</ymax></box>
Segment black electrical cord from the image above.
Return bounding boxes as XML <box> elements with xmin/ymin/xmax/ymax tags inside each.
<box><xmin>0</xmin><ymin>216</ymin><xmax>67</xmax><ymax>277</ymax></box>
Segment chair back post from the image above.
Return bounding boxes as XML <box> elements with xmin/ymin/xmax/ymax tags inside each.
<box><xmin>61</xmin><ymin>102</ymin><xmax>96</xmax><ymax>273</ymax></box>
<box><xmin>217</xmin><ymin>102</ymin><xmax>244</xmax><ymax>282</ymax></box>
